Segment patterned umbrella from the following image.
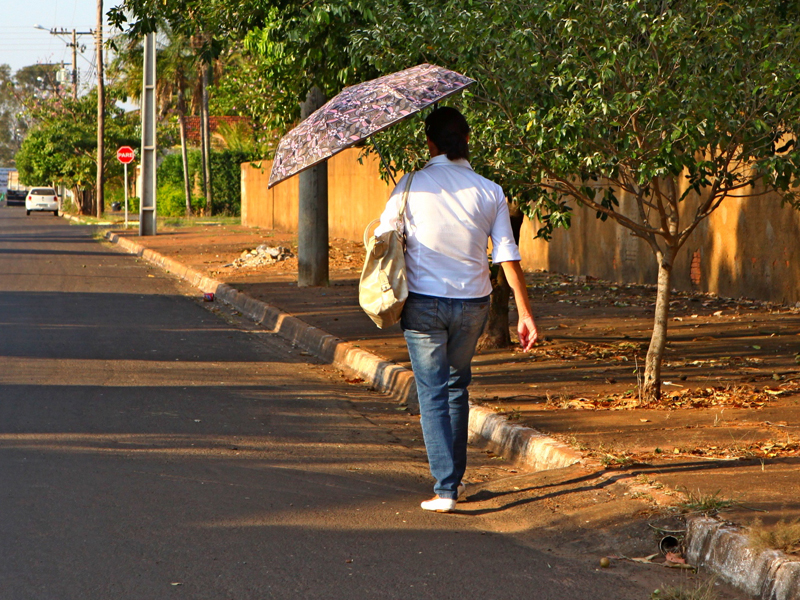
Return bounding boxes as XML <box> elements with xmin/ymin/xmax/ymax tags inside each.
<box><xmin>267</xmin><ymin>64</ymin><xmax>475</xmax><ymax>188</ymax></box>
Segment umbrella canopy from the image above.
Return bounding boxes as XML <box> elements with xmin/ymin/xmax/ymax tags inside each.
<box><xmin>267</xmin><ymin>64</ymin><xmax>475</xmax><ymax>188</ymax></box>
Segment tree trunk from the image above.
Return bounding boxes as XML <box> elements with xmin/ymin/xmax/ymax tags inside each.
<box><xmin>177</xmin><ymin>88</ymin><xmax>192</xmax><ymax>217</ymax></box>
<box><xmin>478</xmin><ymin>201</ymin><xmax>525</xmax><ymax>349</ymax></box>
<box><xmin>84</xmin><ymin>188</ymin><xmax>93</xmax><ymax>216</ymax></box>
<box><xmin>478</xmin><ymin>265</ymin><xmax>511</xmax><ymax>349</ymax></box>
<box><xmin>75</xmin><ymin>187</ymin><xmax>92</xmax><ymax>215</ymax></box>
<box><xmin>200</xmin><ymin>61</ymin><xmax>213</xmax><ymax>216</ymax></box>
<box><xmin>71</xmin><ymin>187</ymin><xmax>81</xmax><ymax>214</ymax></box>
<box><xmin>642</xmin><ymin>246</ymin><xmax>677</xmax><ymax>403</ymax></box>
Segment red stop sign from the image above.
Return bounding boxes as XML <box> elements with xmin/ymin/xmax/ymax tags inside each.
<box><xmin>117</xmin><ymin>146</ymin><xmax>135</xmax><ymax>164</ymax></box>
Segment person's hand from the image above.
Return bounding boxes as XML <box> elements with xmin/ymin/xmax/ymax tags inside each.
<box><xmin>517</xmin><ymin>314</ymin><xmax>539</xmax><ymax>352</ymax></box>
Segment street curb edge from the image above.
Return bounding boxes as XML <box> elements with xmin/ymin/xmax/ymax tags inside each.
<box><xmin>686</xmin><ymin>517</ymin><xmax>800</xmax><ymax>600</ymax></box>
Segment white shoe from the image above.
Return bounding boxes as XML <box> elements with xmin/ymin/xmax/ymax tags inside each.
<box><xmin>457</xmin><ymin>483</ymin><xmax>466</xmax><ymax>501</ymax></box>
<box><xmin>420</xmin><ymin>496</ymin><xmax>457</xmax><ymax>512</ymax></box>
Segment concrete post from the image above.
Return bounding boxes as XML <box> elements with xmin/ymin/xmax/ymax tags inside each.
<box><xmin>298</xmin><ymin>86</ymin><xmax>328</xmax><ymax>287</ymax></box>
<box><xmin>139</xmin><ymin>33</ymin><xmax>157</xmax><ymax>236</ymax></box>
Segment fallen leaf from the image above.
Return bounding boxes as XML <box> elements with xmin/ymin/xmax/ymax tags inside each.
<box><xmin>629</xmin><ymin>554</ymin><xmax>659</xmax><ymax>564</ymax></box>
<box><xmin>665</xmin><ymin>552</ymin><xmax>685</xmax><ymax>564</ymax></box>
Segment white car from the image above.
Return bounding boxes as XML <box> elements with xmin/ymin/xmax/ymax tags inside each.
<box><xmin>25</xmin><ymin>187</ymin><xmax>60</xmax><ymax>216</ymax></box>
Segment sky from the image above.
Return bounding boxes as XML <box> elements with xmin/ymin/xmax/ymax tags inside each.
<box><xmin>0</xmin><ymin>0</ymin><xmax>124</xmax><ymax>79</ymax></box>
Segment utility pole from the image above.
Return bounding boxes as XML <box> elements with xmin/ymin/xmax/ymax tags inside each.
<box><xmin>40</xmin><ymin>27</ymin><xmax>92</xmax><ymax>100</ymax></box>
<box><xmin>71</xmin><ymin>30</ymin><xmax>78</xmax><ymax>101</ymax></box>
<box><xmin>200</xmin><ymin>60</ymin><xmax>213</xmax><ymax>216</ymax></box>
<box><xmin>96</xmin><ymin>0</ymin><xmax>105</xmax><ymax>218</ymax></box>
<box><xmin>298</xmin><ymin>86</ymin><xmax>329</xmax><ymax>287</ymax></box>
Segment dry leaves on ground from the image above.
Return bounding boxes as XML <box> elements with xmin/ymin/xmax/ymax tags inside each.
<box><xmin>545</xmin><ymin>380</ymin><xmax>800</xmax><ymax>411</ymax></box>
<box><xmin>683</xmin><ymin>440</ymin><xmax>800</xmax><ymax>460</ymax></box>
<box><xmin>527</xmin><ymin>340</ymin><xmax>645</xmax><ymax>363</ymax></box>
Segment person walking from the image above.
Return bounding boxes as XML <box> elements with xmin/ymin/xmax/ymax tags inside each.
<box><xmin>374</xmin><ymin>107</ymin><xmax>539</xmax><ymax>513</ymax></box>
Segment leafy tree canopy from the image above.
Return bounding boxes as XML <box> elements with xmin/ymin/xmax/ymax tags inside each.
<box><xmin>0</xmin><ymin>63</ymin><xmax>63</xmax><ymax>166</ymax></box>
<box><xmin>109</xmin><ymin>0</ymin><xmax>379</xmax><ymax>148</ymax></box>
<box><xmin>15</xmin><ymin>88</ymin><xmax>138</xmax><ymax>191</ymax></box>
<box><xmin>355</xmin><ymin>0</ymin><xmax>800</xmax><ymax>238</ymax></box>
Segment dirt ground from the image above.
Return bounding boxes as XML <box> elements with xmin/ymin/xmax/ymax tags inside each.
<box><xmin>164</xmin><ymin>223</ymin><xmax>800</xmax><ymax>395</ymax></box>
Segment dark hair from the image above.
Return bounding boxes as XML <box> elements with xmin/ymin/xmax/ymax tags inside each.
<box><xmin>424</xmin><ymin>106</ymin><xmax>470</xmax><ymax>160</ymax></box>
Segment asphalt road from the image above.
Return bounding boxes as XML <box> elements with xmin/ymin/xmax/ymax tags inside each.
<box><xmin>0</xmin><ymin>207</ymin><xmax>742</xmax><ymax>600</ymax></box>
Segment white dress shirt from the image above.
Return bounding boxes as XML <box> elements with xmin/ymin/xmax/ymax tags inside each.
<box><xmin>374</xmin><ymin>155</ymin><xmax>521</xmax><ymax>298</ymax></box>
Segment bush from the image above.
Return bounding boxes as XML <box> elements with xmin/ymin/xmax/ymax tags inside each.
<box><xmin>105</xmin><ymin>186</ymin><xmax>125</xmax><ymax>205</ymax></box>
<box><xmin>209</xmin><ymin>150</ymin><xmax>249</xmax><ymax>215</ymax></box>
<box><xmin>156</xmin><ymin>182</ymin><xmax>204</xmax><ymax>217</ymax></box>
<box><xmin>157</xmin><ymin>148</ymin><xmax>250</xmax><ymax>216</ymax></box>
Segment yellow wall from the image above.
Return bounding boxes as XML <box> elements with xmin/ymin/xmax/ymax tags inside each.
<box><xmin>242</xmin><ymin>148</ymin><xmax>395</xmax><ymax>240</ymax></box>
<box><xmin>241</xmin><ymin>153</ymin><xmax>800</xmax><ymax>305</ymax></box>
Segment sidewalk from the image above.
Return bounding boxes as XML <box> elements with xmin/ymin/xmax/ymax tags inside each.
<box><xmin>95</xmin><ymin>220</ymin><xmax>800</xmax><ymax>598</ymax></box>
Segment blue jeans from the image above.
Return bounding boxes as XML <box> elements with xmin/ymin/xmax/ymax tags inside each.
<box><xmin>401</xmin><ymin>292</ymin><xmax>490</xmax><ymax>500</ymax></box>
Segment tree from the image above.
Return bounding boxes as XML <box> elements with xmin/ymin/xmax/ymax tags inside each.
<box><xmin>244</xmin><ymin>2</ymin><xmax>380</xmax><ymax>285</ymax></box>
<box><xmin>208</xmin><ymin>45</ymin><xmax>279</xmax><ymax>157</ymax></box>
<box><xmin>15</xmin><ymin>90</ymin><xmax>137</xmax><ymax>214</ymax></box>
<box><xmin>110</xmin><ymin>0</ymin><xmax>379</xmax><ymax>282</ymax></box>
<box><xmin>354</xmin><ymin>0</ymin><xmax>800</xmax><ymax>402</ymax></box>
<box><xmin>0</xmin><ymin>65</ymin><xmax>25</xmax><ymax>166</ymax></box>
<box><xmin>0</xmin><ymin>63</ymin><xmax>64</xmax><ymax>166</ymax></box>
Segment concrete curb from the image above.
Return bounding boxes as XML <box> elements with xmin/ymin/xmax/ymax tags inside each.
<box><xmin>686</xmin><ymin>517</ymin><xmax>800</xmax><ymax>600</ymax></box>
<box><xmin>101</xmin><ymin>229</ymin><xmax>580</xmax><ymax>475</ymax></box>
<box><xmin>468</xmin><ymin>405</ymin><xmax>582</xmax><ymax>470</ymax></box>
<box><xmin>62</xmin><ymin>213</ymin><xmax>118</xmax><ymax>227</ymax></box>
